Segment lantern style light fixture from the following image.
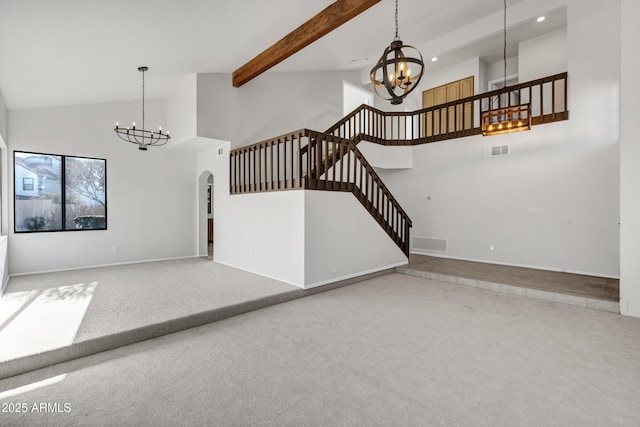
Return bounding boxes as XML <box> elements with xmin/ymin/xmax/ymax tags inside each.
<box><xmin>481</xmin><ymin>0</ymin><xmax>531</xmax><ymax>136</ymax></box>
<box><xmin>370</xmin><ymin>0</ymin><xmax>424</xmax><ymax>105</ymax></box>
<box><xmin>114</xmin><ymin>66</ymin><xmax>170</xmax><ymax>150</ymax></box>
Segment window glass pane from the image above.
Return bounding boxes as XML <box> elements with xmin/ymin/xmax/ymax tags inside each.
<box><xmin>65</xmin><ymin>156</ymin><xmax>106</xmax><ymax>230</ymax></box>
<box><xmin>15</xmin><ymin>152</ymin><xmax>63</xmax><ymax>231</ymax></box>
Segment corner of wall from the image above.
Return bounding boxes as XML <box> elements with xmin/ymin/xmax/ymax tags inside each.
<box><xmin>0</xmin><ymin>87</ymin><xmax>7</xmax><ymax>143</ymax></box>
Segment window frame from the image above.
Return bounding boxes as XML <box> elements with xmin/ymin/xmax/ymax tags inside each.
<box><xmin>13</xmin><ymin>150</ymin><xmax>108</xmax><ymax>233</ymax></box>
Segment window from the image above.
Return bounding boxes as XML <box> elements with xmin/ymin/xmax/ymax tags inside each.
<box><xmin>23</xmin><ymin>177</ymin><xmax>34</xmax><ymax>191</ymax></box>
<box><xmin>14</xmin><ymin>151</ymin><xmax>107</xmax><ymax>232</ymax></box>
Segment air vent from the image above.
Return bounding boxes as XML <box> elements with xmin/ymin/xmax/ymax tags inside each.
<box><xmin>412</xmin><ymin>237</ymin><xmax>447</xmax><ymax>253</ymax></box>
<box><xmin>483</xmin><ymin>144</ymin><xmax>509</xmax><ymax>158</ymax></box>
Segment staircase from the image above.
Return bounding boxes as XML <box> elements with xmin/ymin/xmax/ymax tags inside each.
<box><xmin>230</xmin><ymin>129</ymin><xmax>412</xmax><ymax>256</ymax></box>
<box><xmin>229</xmin><ymin>72</ymin><xmax>569</xmax><ymax>258</ymax></box>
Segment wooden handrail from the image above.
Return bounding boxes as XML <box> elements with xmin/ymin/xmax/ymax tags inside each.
<box><xmin>230</xmin><ymin>129</ymin><xmax>412</xmax><ymax>255</ymax></box>
<box><xmin>326</xmin><ymin>72</ymin><xmax>569</xmax><ymax>144</ymax></box>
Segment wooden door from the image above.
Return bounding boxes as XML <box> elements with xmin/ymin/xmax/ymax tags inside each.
<box><xmin>433</xmin><ymin>85</ymin><xmax>447</xmax><ymax>135</ymax></box>
<box><xmin>447</xmin><ymin>82</ymin><xmax>460</xmax><ymax>133</ymax></box>
<box><xmin>423</xmin><ymin>89</ymin><xmax>434</xmax><ymax>137</ymax></box>
<box><xmin>460</xmin><ymin>76</ymin><xmax>474</xmax><ymax>130</ymax></box>
<box><xmin>422</xmin><ymin>76</ymin><xmax>474</xmax><ymax>137</ymax></box>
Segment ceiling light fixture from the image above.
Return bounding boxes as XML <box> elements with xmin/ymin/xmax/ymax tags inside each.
<box><xmin>114</xmin><ymin>66</ymin><xmax>170</xmax><ymax>150</ymax></box>
<box><xmin>370</xmin><ymin>0</ymin><xmax>424</xmax><ymax>105</ymax></box>
<box><xmin>481</xmin><ymin>0</ymin><xmax>531</xmax><ymax>136</ymax></box>
<box><xmin>431</xmin><ymin>57</ymin><xmax>438</xmax><ymax>62</ymax></box>
<box><xmin>537</xmin><ymin>16</ymin><xmax>546</xmax><ymax>23</ymax></box>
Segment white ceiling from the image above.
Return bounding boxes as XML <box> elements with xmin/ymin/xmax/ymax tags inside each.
<box><xmin>0</xmin><ymin>0</ymin><xmax>566</xmax><ymax>110</ymax></box>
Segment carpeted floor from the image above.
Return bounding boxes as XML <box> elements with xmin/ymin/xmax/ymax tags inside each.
<box><xmin>407</xmin><ymin>254</ymin><xmax>619</xmax><ymax>301</ymax></box>
<box><xmin>1</xmin><ymin>273</ymin><xmax>639</xmax><ymax>426</ymax></box>
<box><xmin>0</xmin><ymin>258</ymin><xmax>298</xmax><ymax>366</ymax></box>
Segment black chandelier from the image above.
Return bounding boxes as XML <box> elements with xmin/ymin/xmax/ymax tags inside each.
<box><xmin>370</xmin><ymin>0</ymin><xmax>424</xmax><ymax>105</ymax></box>
<box><xmin>114</xmin><ymin>66</ymin><xmax>170</xmax><ymax>150</ymax></box>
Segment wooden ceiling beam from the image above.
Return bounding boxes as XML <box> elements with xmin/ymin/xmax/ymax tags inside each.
<box><xmin>232</xmin><ymin>0</ymin><xmax>381</xmax><ymax>88</ymax></box>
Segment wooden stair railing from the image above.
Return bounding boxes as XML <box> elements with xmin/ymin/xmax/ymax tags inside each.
<box><xmin>230</xmin><ymin>130</ymin><xmax>308</xmax><ymax>193</ymax></box>
<box><xmin>326</xmin><ymin>72</ymin><xmax>569</xmax><ymax>144</ymax></box>
<box><xmin>228</xmin><ymin>72</ymin><xmax>569</xmax><ymax>257</ymax></box>
<box><xmin>230</xmin><ymin>129</ymin><xmax>412</xmax><ymax>256</ymax></box>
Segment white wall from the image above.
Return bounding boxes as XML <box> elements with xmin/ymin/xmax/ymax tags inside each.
<box><xmin>374</xmin><ymin>0</ymin><xmax>620</xmax><ymax>278</ymax></box>
<box><xmin>205</xmin><ymin>185</ymin><xmax>406</xmax><ymax>289</ymax></box>
<box><xmin>8</xmin><ymin>100</ymin><xmax>198</xmax><ymax>274</ymax></box>
<box><xmin>215</xmin><ymin>190</ymin><xmax>306</xmax><ymax>287</ymax></box>
<box><xmin>357</xmin><ymin>142</ymin><xmax>413</xmax><ymax>169</ymax></box>
<box><xmin>197</xmin><ymin>139</ymin><xmax>305</xmax><ymax>287</ymax></box>
<box><xmin>0</xmin><ymin>89</ymin><xmax>7</xmax><ymax>144</ymax></box>
<box><xmin>519</xmin><ymin>27</ymin><xmax>567</xmax><ymax>82</ymax></box>
<box><xmin>0</xmin><ymin>112</ymin><xmax>7</xmax><ymax>291</ymax></box>
<box><xmin>0</xmin><ymin>90</ymin><xmax>8</xmax><ymax>291</ymax></box>
<box><xmin>197</xmin><ymin>70</ymin><xmax>361</xmax><ymax>148</ymax></box>
<box><xmin>343</xmin><ymin>80</ymin><xmax>372</xmax><ymax>117</ymax></box>
<box><xmin>304</xmin><ymin>190</ymin><xmax>407</xmax><ymax>288</ymax></box>
<box><xmin>518</xmin><ymin>27</ymin><xmax>568</xmax><ymax>117</ymax></box>
<box><xmin>619</xmin><ymin>0</ymin><xmax>640</xmax><ymax>317</ymax></box>
<box><xmin>167</xmin><ymin>74</ymin><xmax>197</xmax><ymax>146</ymax></box>
<box><xmin>485</xmin><ymin>56</ymin><xmax>519</xmax><ymax>86</ymax></box>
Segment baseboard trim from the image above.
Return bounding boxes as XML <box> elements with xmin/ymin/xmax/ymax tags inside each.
<box><xmin>303</xmin><ymin>261</ymin><xmax>408</xmax><ymax>289</ymax></box>
<box><xmin>8</xmin><ymin>255</ymin><xmax>201</xmax><ymax>278</ymax></box>
<box><xmin>213</xmin><ymin>260</ymin><xmax>305</xmax><ymax>288</ymax></box>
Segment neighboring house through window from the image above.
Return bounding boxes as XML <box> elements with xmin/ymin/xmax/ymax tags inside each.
<box><xmin>14</xmin><ymin>151</ymin><xmax>107</xmax><ymax>232</ymax></box>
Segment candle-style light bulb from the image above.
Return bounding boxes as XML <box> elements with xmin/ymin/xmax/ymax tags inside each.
<box><xmin>115</xmin><ymin>122</ymin><xmax>119</xmax><ymax>128</ymax></box>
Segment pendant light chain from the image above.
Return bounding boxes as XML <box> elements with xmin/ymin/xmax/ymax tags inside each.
<box><xmin>503</xmin><ymin>0</ymin><xmax>507</xmax><ymax>87</ymax></box>
<box><xmin>141</xmin><ymin>68</ymin><xmax>145</xmax><ymax>132</ymax></box>
<box><xmin>394</xmin><ymin>0</ymin><xmax>399</xmax><ymax>40</ymax></box>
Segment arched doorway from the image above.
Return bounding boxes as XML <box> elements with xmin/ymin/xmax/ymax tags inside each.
<box><xmin>198</xmin><ymin>171</ymin><xmax>214</xmax><ymax>260</ymax></box>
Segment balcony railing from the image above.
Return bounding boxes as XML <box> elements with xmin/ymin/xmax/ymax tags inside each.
<box><xmin>326</xmin><ymin>72</ymin><xmax>568</xmax><ymax>144</ymax></box>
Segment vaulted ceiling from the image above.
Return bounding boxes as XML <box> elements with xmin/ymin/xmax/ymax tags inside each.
<box><xmin>0</xmin><ymin>0</ymin><xmax>565</xmax><ymax>110</ymax></box>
